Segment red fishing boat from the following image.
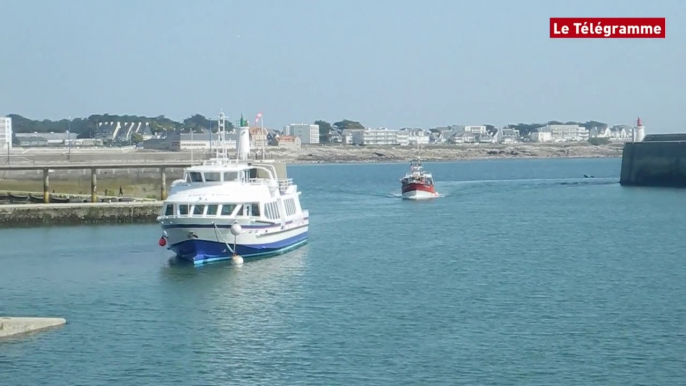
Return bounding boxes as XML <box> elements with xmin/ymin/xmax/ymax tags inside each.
<box><xmin>400</xmin><ymin>145</ymin><xmax>439</xmax><ymax>200</ymax></box>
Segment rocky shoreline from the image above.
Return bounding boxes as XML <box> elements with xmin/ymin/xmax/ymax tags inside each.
<box><xmin>2</xmin><ymin>143</ymin><xmax>625</xmax><ymax>166</ymax></box>
<box><xmin>279</xmin><ymin>143</ymin><xmax>624</xmax><ymax>164</ymax></box>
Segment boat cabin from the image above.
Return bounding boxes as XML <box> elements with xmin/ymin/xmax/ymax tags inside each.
<box><xmin>183</xmin><ymin>169</ymin><xmax>247</xmax><ymax>184</ymax></box>
<box><xmin>161</xmin><ymin>196</ymin><xmax>302</xmax><ymax>222</ymax></box>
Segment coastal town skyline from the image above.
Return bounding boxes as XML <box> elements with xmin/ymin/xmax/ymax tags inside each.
<box><xmin>3</xmin><ymin>111</ymin><xmax>650</xmax><ymax>132</ymax></box>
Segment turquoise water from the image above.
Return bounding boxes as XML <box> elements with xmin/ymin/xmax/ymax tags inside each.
<box><xmin>1</xmin><ymin>158</ymin><xmax>685</xmax><ymax>385</ymax></box>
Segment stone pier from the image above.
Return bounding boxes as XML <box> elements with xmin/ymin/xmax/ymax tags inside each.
<box><xmin>0</xmin><ymin>201</ymin><xmax>163</xmax><ymax>228</ymax></box>
<box><xmin>0</xmin><ymin>317</ymin><xmax>66</xmax><ymax>339</ymax></box>
<box><xmin>620</xmin><ymin>134</ymin><xmax>686</xmax><ymax>188</ymax></box>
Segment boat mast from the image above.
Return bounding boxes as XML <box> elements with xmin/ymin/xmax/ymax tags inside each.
<box><xmin>256</xmin><ymin>112</ymin><xmax>267</xmax><ymax>161</ymax></box>
<box><xmin>217</xmin><ymin>111</ymin><xmax>227</xmax><ymax>159</ymax></box>
<box><xmin>416</xmin><ymin>140</ymin><xmax>421</xmax><ymax>165</ymax></box>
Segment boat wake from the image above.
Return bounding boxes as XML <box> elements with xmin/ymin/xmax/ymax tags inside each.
<box><xmin>438</xmin><ymin>176</ymin><xmax>617</xmax><ymax>188</ymax></box>
<box><xmin>387</xmin><ymin>192</ymin><xmax>446</xmax><ymax>200</ymax></box>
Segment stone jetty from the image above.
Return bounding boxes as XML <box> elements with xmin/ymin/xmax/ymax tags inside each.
<box><xmin>620</xmin><ymin>134</ymin><xmax>686</xmax><ymax>188</ymax></box>
<box><xmin>0</xmin><ymin>201</ymin><xmax>162</xmax><ymax>228</ymax></box>
<box><xmin>0</xmin><ymin>317</ymin><xmax>67</xmax><ymax>339</ymax></box>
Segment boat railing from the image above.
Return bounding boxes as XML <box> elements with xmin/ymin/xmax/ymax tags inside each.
<box><xmin>248</xmin><ymin>178</ymin><xmax>271</xmax><ymax>186</ymax></box>
<box><xmin>278</xmin><ymin>178</ymin><xmax>293</xmax><ymax>192</ymax></box>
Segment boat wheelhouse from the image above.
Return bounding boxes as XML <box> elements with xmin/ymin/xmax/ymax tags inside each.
<box><xmin>157</xmin><ymin>112</ymin><xmax>309</xmax><ymax>265</ymax></box>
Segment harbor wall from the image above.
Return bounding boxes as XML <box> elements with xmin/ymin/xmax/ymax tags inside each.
<box><xmin>0</xmin><ymin>168</ymin><xmax>185</xmax><ymax>181</ymax></box>
<box><xmin>620</xmin><ymin>141</ymin><xmax>686</xmax><ymax>188</ymax></box>
<box><xmin>0</xmin><ymin>202</ymin><xmax>162</xmax><ymax>228</ymax></box>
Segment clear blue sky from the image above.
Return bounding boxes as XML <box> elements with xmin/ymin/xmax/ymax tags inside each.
<box><xmin>1</xmin><ymin>0</ymin><xmax>683</xmax><ymax>132</ymax></box>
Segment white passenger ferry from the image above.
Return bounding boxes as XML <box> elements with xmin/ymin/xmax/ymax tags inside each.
<box><xmin>157</xmin><ymin>112</ymin><xmax>309</xmax><ymax>265</ymax></box>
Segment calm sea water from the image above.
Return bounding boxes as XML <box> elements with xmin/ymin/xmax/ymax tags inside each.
<box><xmin>1</xmin><ymin>158</ymin><xmax>685</xmax><ymax>385</ymax></box>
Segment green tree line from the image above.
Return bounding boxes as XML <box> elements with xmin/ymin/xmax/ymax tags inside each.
<box><xmin>7</xmin><ymin>113</ymin><xmax>235</xmax><ymax>138</ymax></box>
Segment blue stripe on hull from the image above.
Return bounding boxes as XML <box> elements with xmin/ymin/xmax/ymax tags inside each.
<box><xmin>170</xmin><ymin>231</ymin><xmax>308</xmax><ymax>265</ymax></box>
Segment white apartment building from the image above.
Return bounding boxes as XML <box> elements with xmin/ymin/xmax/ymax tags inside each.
<box><xmin>530</xmin><ymin>128</ymin><xmax>553</xmax><ymax>143</ymax></box>
<box><xmin>401</xmin><ymin>129</ymin><xmax>430</xmax><ymax>145</ymax></box>
<box><xmin>283</xmin><ymin>123</ymin><xmax>319</xmax><ymax>144</ymax></box>
<box><xmin>0</xmin><ymin>116</ymin><xmax>12</xmax><ymax>150</ymax></box>
<box><xmin>532</xmin><ymin>124</ymin><xmax>589</xmax><ymax>142</ymax></box>
<box><xmin>352</xmin><ymin>128</ymin><xmax>409</xmax><ymax>146</ymax></box>
<box><xmin>463</xmin><ymin>125</ymin><xmax>488</xmax><ymax>135</ymax></box>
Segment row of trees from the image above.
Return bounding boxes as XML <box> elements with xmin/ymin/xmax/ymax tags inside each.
<box><xmin>6</xmin><ymin>113</ymin><xmax>236</xmax><ymax>139</ymax></box>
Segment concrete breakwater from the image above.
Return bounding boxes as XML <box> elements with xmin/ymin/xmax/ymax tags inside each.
<box><xmin>0</xmin><ymin>201</ymin><xmax>162</xmax><ymax>227</ymax></box>
<box><xmin>620</xmin><ymin>136</ymin><xmax>686</xmax><ymax>188</ymax></box>
<box><xmin>0</xmin><ymin>317</ymin><xmax>67</xmax><ymax>339</ymax></box>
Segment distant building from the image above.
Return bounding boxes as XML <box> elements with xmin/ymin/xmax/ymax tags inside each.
<box><xmin>0</xmin><ymin>116</ymin><xmax>11</xmax><ymax>150</ymax></box>
<box><xmin>271</xmin><ymin>135</ymin><xmax>301</xmax><ymax>149</ymax></box>
<box><xmin>15</xmin><ymin>134</ymin><xmax>103</xmax><ymax>147</ymax></box>
<box><xmin>264</xmin><ymin>128</ymin><xmax>280</xmax><ymax>144</ymax></box>
<box><xmin>401</xmin><ymin>129</ymin><xmax>430</xmax><ymax>145</ymax></box>
<box><xmin>448</xmin><ymin>132</ymin><xmax>476</xmax><ymax>144</ymax></box>
<box><xmin>142</xmin><ymin>128</ymin><xmax>238</xmax><ymax>151</ymax></box>
<box><xmin>96</xmin><ymin>121</ymin><xmax>153</xmax><ymax>142</ymax></box>
<box><xmin>328</xmin><ymin>132</ymin><xmax>343</xmax><ymax>143</ymax></box>
<box><xmin>249</xmin><ymin>127</ymin><xmax>269</xmax><ymax>149</ymax></box>
<box><xmin>475</xmin><ymin>132</ymin><xmax>495</xmax><ymax>144</ymax></box>
<box><xmin>589</xmin><ymin>127</ymin><xmax>611</xmax><ymax>138</ymax></box>
<box><xmin>495</xmin><ymin>127</ymin><xmax>520</xmax><ymax>143</ymax></box>
<box><xmin>463</xmin><ymin>125</ymin><xmax>488</xmax><ymax>135</ymax></box>
<box><xmin>352</xmin><ymin>128</ymin><xmax>409</xmax><ymax>146</ymax></box>
<box><xmin>16</xmin><ymin>135</ymin><xmax>48</xmax><ymax>147</ymax></box>
<box><xmin>341</xmin><ymin>129</ymin><xmax>363</xmax><ymax>144</ymax></box>
<box><xmin>531</xmin><ymin>124</ymin><xmax>588</xmax><ymax>142</ymax></box>
<box><xmin>608</xmin><ymin>125</ymin><xmax>632</xmax><ymax>140</ymax></box>
<box><xmin>530</xmin><ymin>127</ymin><xmax>553</xmax><ymax>142</ymax></box>
<box><xmin>15</xmin><ymin>132</ymin><xmax>71</xmax><ymax>146</ymax></box>
<box><xmin>284</xmin><ymin>123</ymin><xmax>319</xmax><ymax>144</ymax></box>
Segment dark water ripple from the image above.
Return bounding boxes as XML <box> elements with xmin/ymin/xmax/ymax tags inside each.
<box><xmin>1</xmin><ymin>158</ymin><xmax>685</xmax><ymax>385</ymax></box>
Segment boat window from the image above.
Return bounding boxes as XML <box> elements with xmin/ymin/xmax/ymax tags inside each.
<box><xmin>251</xmin><ymin>203</ymin><xmax>260</xmax><ymax>216</ymax></box>
<box><xmin>178</xmin><ymin>204</ymin><xmax>189</xmax><ymax>215</ymax></box>
<box><xmin>285</xmin><ymin>198</ymin><xmax>296</xmax><ymax>216</ymax></box>
<box><xmin>189</xmin><ymin>172</ymin><xmax>203</xmax><ymax>183</ymax></box>
<box><xmin>204</xmin><ymin>172</ymin><xmax>221</xmax><ymax>182</ymax></box>
<box><xmin>164</xmin><ymin>204</ymin><xmax>174</xmax><ymax>216</ymax></box>
<box><xmin>220</xmin><ymin>204</ymin><xmax>237</xmax><ymax>216</ymax></box>
<box><xmin>193</xmin><ymin>205</ymin><xmax>205</xmax><ymax>215</ymax></box>
<box><xmin>264</xmin><ymin>201</ymin><xmax>280</xmax><ymax>220</ymax></box>
<box><xmin>206</xmin><ymin>205</ymin><xmax>218</xmax><ymax>216</ymax></box>
<box><xmin>223</xmin><ymin>172</ymin><xmax>238</xmax><ymax>182</ymax></box>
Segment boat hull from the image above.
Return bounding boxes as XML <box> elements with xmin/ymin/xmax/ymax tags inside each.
<box><xmin>401</xmin><ymin>182</ymin><xmax>438</xmax><ymax>200</ymax></box>
<box><xmin>162</xmin><ymin>219</ymin><xmax>309</xmax><ymax>265</ymax></box>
